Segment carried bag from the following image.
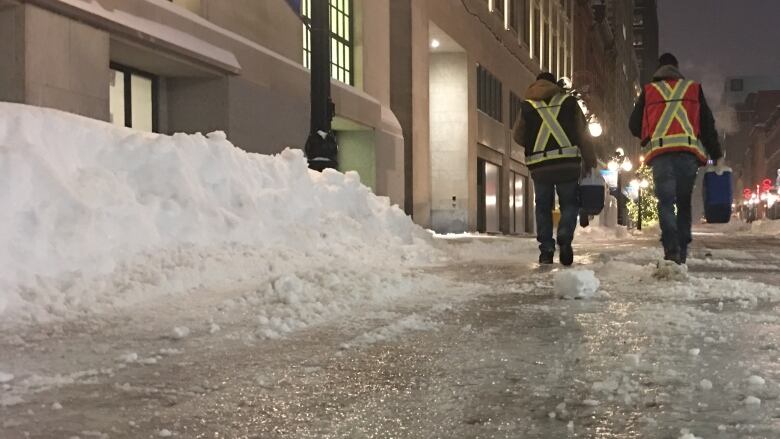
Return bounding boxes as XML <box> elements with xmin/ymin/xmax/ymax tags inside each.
<box><xmin>703</xmin><ymin>166</ymin><xmax>733</xmax><ymax>224</ymax></box>
<box><xmin>579</xmin><ymin>169</ymin><xmax>606</xmax><ymax>216</ymax></box>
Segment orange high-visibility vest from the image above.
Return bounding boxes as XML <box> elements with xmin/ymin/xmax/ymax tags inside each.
<box><xmin>641</xmin><ymin>79</ymin><xmax>708</xmax><ymax>164</ymax></box>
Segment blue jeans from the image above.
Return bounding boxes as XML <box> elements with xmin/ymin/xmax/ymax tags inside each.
<box><xmin>651</xmin><ymin>153</ymin><xmax>700</xmax><ymax>256</ymax></box>
<box><xmin>534</xmin><ymin>180</ymin><xmax>579</xmax><ymax>253</ymax></box>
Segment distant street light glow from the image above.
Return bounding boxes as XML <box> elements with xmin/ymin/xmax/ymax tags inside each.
<box><xmin>608</xmin><ymin>160</ymin><xmax>619</xmax><ymax>172</ymax></box>
<box><xmin>621</xmin><ymin>159</ymin><xmax>633</xmax><ymax>172</ymax></box>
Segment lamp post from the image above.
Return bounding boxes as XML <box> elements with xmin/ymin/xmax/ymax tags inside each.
<box><xmin>638</xmin><ymin>178</ymin><xmax>649</xmax><ymax>230</ymax></box>
<box><xmin>305</xmin><ymin>0</ymin><xmax>338</xmax><ymax>172</ymax></box>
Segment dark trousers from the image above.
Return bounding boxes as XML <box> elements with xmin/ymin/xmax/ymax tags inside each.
<box><xmin>651</xmin><ymin>153</ymin><xmax>699</xmax><ymax>256</ymax></box>
<box><xmin>534</xmin><ymin>180</ymin><xmax>579</xmax><ymax>253</ymax></box>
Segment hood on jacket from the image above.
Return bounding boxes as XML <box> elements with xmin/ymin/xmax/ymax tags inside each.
<box><xmin>525</xmin><ymin>79</ymin><xmax>564</xmax><ymax>101</ymax></box>
<box><xmin>652</xmin><ymin>65</ymin><xmax>684</xmax><ymax>81</ymax></box>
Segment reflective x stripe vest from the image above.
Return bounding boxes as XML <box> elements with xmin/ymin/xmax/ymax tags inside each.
<box><xmin>525</xmin><ymin>94</ymin><xmax>580</xmax><ymax>167</ymax></box>
<box><xmin>641</xmin><ymin>79</ymin><xmax>708</xmax><ymax>164</ymax></box>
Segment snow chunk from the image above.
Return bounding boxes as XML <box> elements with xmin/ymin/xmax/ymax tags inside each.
<box><xmin>0</xmin><ymin>372</ymin><xmax>14</xmax><ymax>383</ymax></box>
<box><xmin>171</xmin><ymin>327</ymin><xmax>190</xmax><ymax>340</ymax></box>
<box><xmin>699</xmin><ymin>379</ymin><xmax>713</xmax><ymax>390</ymax></box>
<box><xmin>678</xmin><ymin>429</ymin><xmax>702</xmax><ymax>439</ymax></box>
<box><xmin>51</xmin><ymin>402</ymin><xmax>63</xmax><ymax>410</ymax></box>
<box><xmin>744</xmin><ymin>395</ymin><xmax>761</xmax><ymax>406</ymax></box>
<box><xmin>554</xmin><ymin>270</ymin><xmax>600</xmax><ymax>299</ymax></box>
<box><xmin>688</xmin><ymin>348</ymin><xmax>700</xmax><ymax>357</ymax></box>
<box><xmin>747</xmin><ymin>375</ymin><xmax>765</xmax><ymax>387</ymax></box>
<box><xmin>118</xmin><ymin>352</ymin><xmax>138</xmax><ymax>363</ymax></box>
<box><xmin>158</xmin><ymin>429</ymin><xmax>173</xmax><ymax>437</ymax></box>
<box><xmin>652</xmin><ymin>260</ymin><xmax>689</xmax><ymax>281</ymax></box>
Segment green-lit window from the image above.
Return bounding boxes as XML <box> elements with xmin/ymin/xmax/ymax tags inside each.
<box><xmin>302</xmin><ymin>0</ymin><xmax>354</xmax><ymax>86</ymax></box>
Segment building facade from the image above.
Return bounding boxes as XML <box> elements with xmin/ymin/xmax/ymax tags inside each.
<box><xmin>721</xmin><ymin>76</ymin><xmax>780</xmax><ymax>192</ymax></box>
<box><xmin>632</xmin><ymin>0</ymin><xmax>658</xmax><ymax>86</ymax></box>
<box><xmin>0</xmin><ymin>0</ymin><xmax>405</xmax><ymax>206</ymax></box>
<box><xmin>1</xmin><ymin>0</ymin><xmax>644</xmax><ymax>236</ymax></box>
<box><xmin>572</xmin><ymin>0</ymin><xmax>641</xmax><ymax>163</ymax></box>
<box><xmin>390</xmin><ymin>0</ymin><xmax>576</xmax><ymax>234</ymax></box>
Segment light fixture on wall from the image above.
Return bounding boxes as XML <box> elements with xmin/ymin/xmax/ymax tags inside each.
<box><xmin>431</xmin><ymin>39</ymin><xmax>441</xmax><ymax>49</ymax></box>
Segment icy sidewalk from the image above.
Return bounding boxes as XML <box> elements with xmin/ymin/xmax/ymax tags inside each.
<box><xmin>2</xmin><ymin>231</ymin><xmax>779</xmax><ymax>438</ymax></box>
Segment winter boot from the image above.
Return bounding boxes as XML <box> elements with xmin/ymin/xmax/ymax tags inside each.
<box><xmin>663</xmin><ymin>247</ymin><xmax>682</xmax><ymax>265</ymax></box>
<box><xmin>539</xmin><ymin>250</ymin><xmax>554</xmax><ymax>265</ymax></box>
<box><xmin>559</xmin><ymin>244</ymin><xmax>574</xmax><ymax>266</ymax></box>
<box><xmin>679</xmin><ymin>246</ymin><xmax>688</xmax><ymax>265</ymax></box>
<box><xmin>580</xmin><ymin>213</ymin><xmax>590</xmax><ymax>228</ymax></box>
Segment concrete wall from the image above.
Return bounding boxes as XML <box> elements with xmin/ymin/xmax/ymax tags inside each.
<box><xmin>390</xmin><ymin>0</ymin><xmax>539</xmax><ymax>232</ymax></box>
<box><xmin>0</xmin><ymin>4</ymin><xmax>110</xmax><ymax>119</ymax></box>
<box><xmin>429</xmin><ymin>52</ymin><xmax>469</xmax><ymax>233</ymax></box>
<box><xmin>199</xmin><ymin>0</ymin><xmax>302</xmax><ymax>63</ymax></box>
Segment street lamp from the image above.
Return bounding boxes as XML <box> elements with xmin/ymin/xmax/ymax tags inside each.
<box><xmin>588</xmin><ymin>119</ymin><xmax>603</xmax><ymax>138</ymax></box>
<box><xmin>305</xmin><ymin>0</ymin><xmax>339</xmax><ymax>172</ymax></box>
<box><xmin>637</xmin><ymin>178</ymin><xmax>649</xmax><ymax>231</ymax></box>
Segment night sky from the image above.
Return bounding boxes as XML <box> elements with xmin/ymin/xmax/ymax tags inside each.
<box><xmin>658</xmin><ymin>0</ymin><xmax>780</xmax><ymax>80</ymax></box>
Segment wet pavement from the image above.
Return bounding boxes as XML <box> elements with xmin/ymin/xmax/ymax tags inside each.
<box><xmin>1</xmin><ymin>230</ymin><xmax>779</xmax><ymax>438</ymax></box>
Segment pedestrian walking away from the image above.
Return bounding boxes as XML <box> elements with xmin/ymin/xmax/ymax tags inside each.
<box><xmin>513</xmin><ymin>72</ymin><xmax>597</xmax><ymax>266</ymax></box>
<box><xmin>629</xmin><ymin>53</ymin><xmax>726</xmax><ymax>264</ymax></box>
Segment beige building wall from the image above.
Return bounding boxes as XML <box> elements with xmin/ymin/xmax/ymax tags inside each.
<box><xmin>392</xmin><ymin>0</ymin><xmax>574</xmax><ymax>233</ymax></box>
<box><xmin>0</xmin><ymin>0</ymin><xmax>405</xmax><ymax>208</ymax></box>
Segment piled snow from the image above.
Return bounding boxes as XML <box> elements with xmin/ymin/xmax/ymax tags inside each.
<box><xmin>0</xmin><ymin>103</ymin><xmax>433</xmax><ymax>325</ymax></box>
<box><xmin>749</xmin><ymin>219</ymin><xmax>780</xmax><ymax>235</ymax></box>
<box><xmin>554</xmin><ymin>270</ymin><xmax>600</xmax><ymax>299</ymax></box>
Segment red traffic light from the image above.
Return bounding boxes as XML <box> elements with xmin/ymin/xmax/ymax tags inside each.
<box><xmin>761</xmin><ymin>178</ymin><xmax>772</xmax><ymax>192</ymax></box>
<box><xmin>743</xmin><ymin>188</ymin><xmax>753</xmax><ymax>200</ymax></box>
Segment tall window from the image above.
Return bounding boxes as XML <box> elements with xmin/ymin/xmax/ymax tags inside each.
<box><xmin>302</xmin><ymin>0</ymin><xmax>354</xmax><ymax>86</ymax></box>
<box><xmin>477</xmin><ymin>65</ymin><xmax>503</xmax><ymax>122</ymax></box>
<box><xmin>509</xmin><ymin>92</ymin><xmax>523</xmax><ymax>128</ymax></box>
<box><xmin>510</xmin><ymin>0</ymin><xmax>527</xmax><ymax>37</ymax></box>
<box><xmin>495</xmin><ymin>0</ymin><xmax>505</xmax><ymax>16</ymax></box>
<box><xmin>109</xmin><ymin>63</ymin><xmax>157</xmax><ymax>132</ymax></box>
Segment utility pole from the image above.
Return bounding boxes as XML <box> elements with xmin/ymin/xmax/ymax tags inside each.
<box><xmin>305</xmin><ymin>0</ymin><xmax>338</xmax><ymax>172</ymax></box>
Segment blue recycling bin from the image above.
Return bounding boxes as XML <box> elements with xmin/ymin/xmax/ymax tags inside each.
<box><xmin>703</xmin><ymin>169</ymin><xmax>733</xmax><ymax>224</ymax></box>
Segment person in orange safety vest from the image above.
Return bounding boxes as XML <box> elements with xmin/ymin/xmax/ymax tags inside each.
<box><xmin>629</xmin><ymin>53</ymin><xmax>725</xmax><ymax>265</ymax></box>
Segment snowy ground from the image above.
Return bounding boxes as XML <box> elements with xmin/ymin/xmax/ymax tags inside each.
<box><xmin>2</xmin><ymin>227</ymin><xmax>779</xmax><ymax>439</ymax></box>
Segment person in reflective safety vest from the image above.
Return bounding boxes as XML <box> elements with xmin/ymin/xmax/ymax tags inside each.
<box><xmin>630</xmin><ymin>53</ymin><xmax>725</xmax><ymax>264</ymax></box>
<box><xmin>513</xmin><ymin>72</ymin><xmax>597</xmax><ymax>266</ymax></box>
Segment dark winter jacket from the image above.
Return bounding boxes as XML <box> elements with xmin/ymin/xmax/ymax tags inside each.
<box><xmin>629</xmin><ymin>65</ymin><xmax>723</xmax><ymax>162</ymax></box>
<box><xmin>512</xmin><ymin>80</ymin><xmax>598</xmax><ymax>184</ymax></box>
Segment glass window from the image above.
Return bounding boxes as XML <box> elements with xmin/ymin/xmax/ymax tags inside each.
<box><xmin>109</xmin><ymin>64</ymin><xmax>156</xmax><ymax>132</ymax></box>
<box><xmin>477</xmin><ymin>65</ymin><xmax>503</xmax><ymax>123</ymax></box>
<box><xmin>302</xmin><ymin>0</ymin><xmax>354</xmax><ymax>86</ymax></box>
<box><xmin>731</xmin><ymin>78</ymin><xmax>744</xmax><ymax>92</ymax></box>
<box><xmin>109</xmin><ymin>70</ymin><xmax>125</xmax><ymax>128</ymax></box>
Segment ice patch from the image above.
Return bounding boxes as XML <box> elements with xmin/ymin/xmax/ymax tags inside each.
<box><xmin>554</xmin><ymin>270</ymin><xmax>600</xmax><ymax>299</ymax></box>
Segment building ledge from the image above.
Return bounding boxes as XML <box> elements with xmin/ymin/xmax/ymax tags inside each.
<box><xmin>24</xmin><ymin>0</ymin><xmax>242</xmax><ymax>75</ymax></box>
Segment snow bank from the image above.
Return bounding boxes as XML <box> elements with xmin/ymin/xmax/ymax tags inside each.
<box><xmin>749</xmin><ymin>219</ymin><xmax>780</xmax><ymax>236</ymax></box>
<box><xmin>554</xmin><ymin>270</ymin><xmax>600</xmax><ymax>299</ymax></box>
<box><xmin>0</xmin><ymin>103</ymin><xmax>433</xmax><ymax>325</ymax></box>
